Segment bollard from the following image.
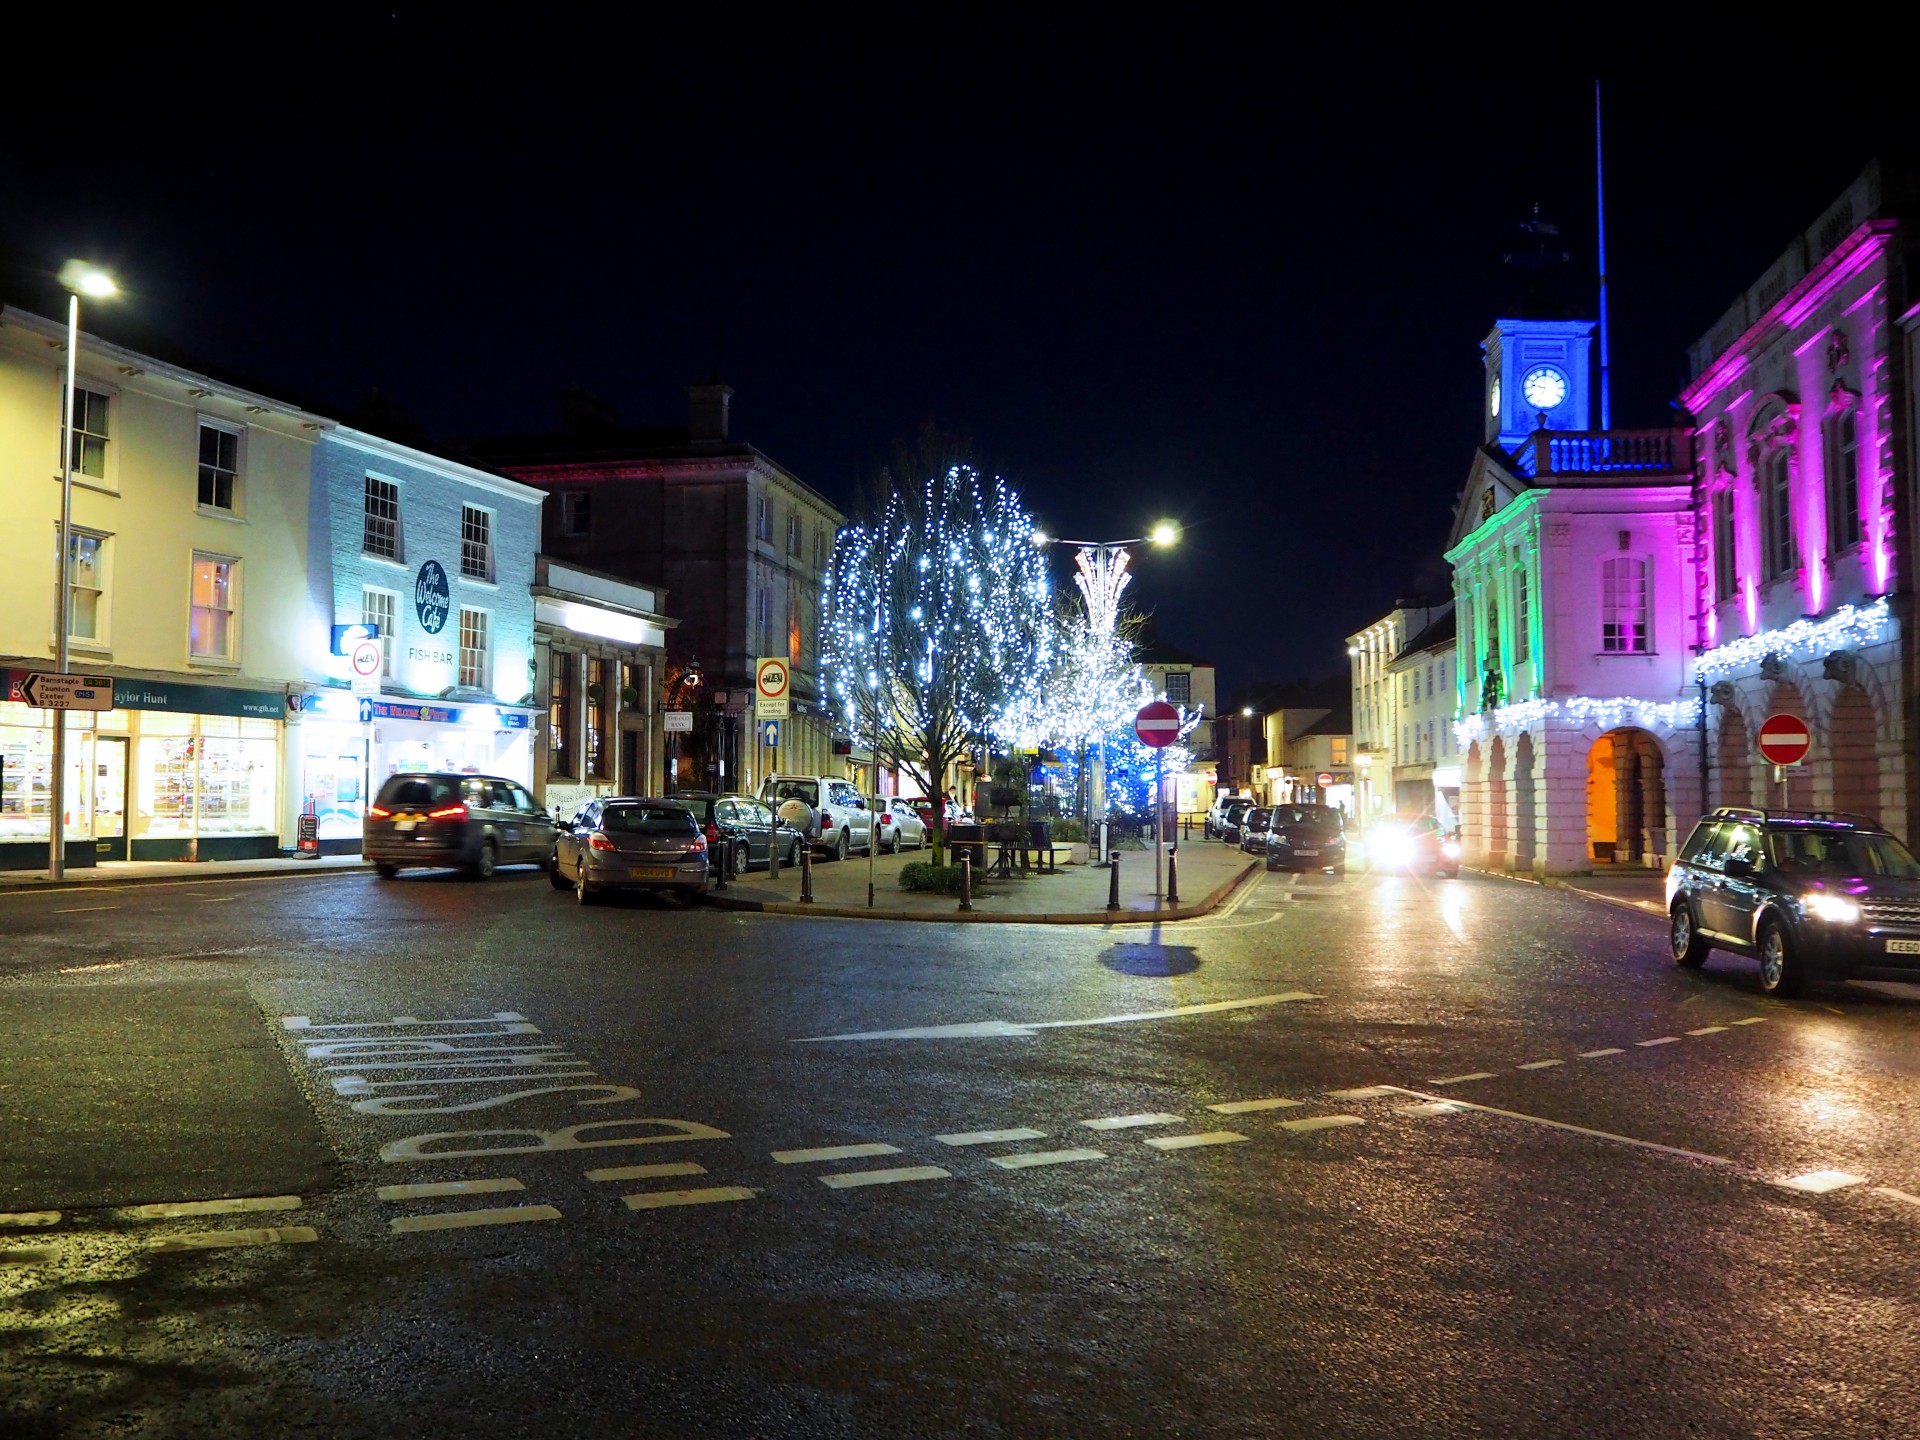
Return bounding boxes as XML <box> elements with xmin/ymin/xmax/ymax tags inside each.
<box><xmin>714</xmin><ymin>834</ymin><xmax>729</xmax><ymax>891</ymax></box>
<box><xmin>1167</xmin><ymin>844</ymin><xmax>1180</xmax><ymax>907</ymax></box>
<box><xmin>800</xmin><ymin>842</ymin><xmax>814</xmax><ymax>904</ymax></box>
<box><xmin>769</xmin><ymin>825</ymin><xmax>780</xmax><ymax>879</ymax></box>
<box><xmin>1107</xmin><ymin>850</ymin><xmax>1121</xmax><ymax>911</ymax></box>
<box><xmin>958</xmin><ymin>852</ymin><xmax>974</xmax><ymax>912</ymax></box>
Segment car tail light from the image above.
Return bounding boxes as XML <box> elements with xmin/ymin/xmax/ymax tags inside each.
<box><xmin>705</xmin><ymin>822</ymin><xmax>721</xmax><ymax>845</ymax></box>
<box><xmin>427</xmin><ymin>804</ymin><xmax>468</xmax><ymax>821</ymax></box>
<box><xmin>821</xmin><ymin>818</ymin><xmax>834</xmax><ymax>831</ymax></box>
<box><xmin>687</xmin><ymin>835</ymin><xmax>708</xmax><ymax>855</ymax></box>
<box><xmin>882</xmin><ymin>812</ymin><xmax>892</xmax><ymax>825</ymax></box>
<box><xmin>368</xmin><ymin>805</ymin><xmax>391</xmax><ymax>819</ymax></box>
<box><xmin>588</xmin><ymin>833</ymin><xmax>617</xmax><ymax>852</ymax></box>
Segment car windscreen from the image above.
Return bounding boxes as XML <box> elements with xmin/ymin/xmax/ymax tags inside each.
<box><xmin>1770</xmin><ymin>829</ymin><xmax>1920</xmax><ymax>878</ymax></box>
<box><xmin>599</xmin><ymin>806</ymin><xmax>697</xmax><ymax>835</ymax></box>
<box><xmin>378</xmin><ymin>776</ymin><xmax>456</xmax><ymax>808</ymax></box>
<box><xmin>1273</xmin><ymin>807</ymin><xmax>1340</xmax><ymax>830</ymax></box>
<box><xmin>769</xmin><ymin>780</ymin><xmax>819</xmax><ymax>807</ymax></box>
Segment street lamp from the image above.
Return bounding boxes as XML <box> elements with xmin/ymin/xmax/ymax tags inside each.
<box><xmin>1354</xmin><ymin>749</ymin><xmax>1373</xmax><ymax>833</ymax></box>
<box><xmin>48</xmin><ymin>262</ymin><xmax>116</xmax><ymax>880</ymax></box>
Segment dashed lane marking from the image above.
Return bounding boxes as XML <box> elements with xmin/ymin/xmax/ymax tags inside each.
<box><xmin>1778</xmin><ymin>1170</ymin><xmax>1868</xmax><ymax>1194</ymax></box>
<box><xmin>1876</xmin><ymin>1187</ymin><xmax>1920</xmax><ymax>1208</ymax></box>
<box><xmin>152</xmin><ymin>1226</ymin><xmax>320</xmax><ymax>1251</ymax></box>
<box><xmin>128</xmin><ymin>1195</ymin><xmax>301</xmax><ymax>1220</ymax></box>
<box><xmin>1374</xmin><ymin>1087</ymin><xmax>1739</xmax><ymax>1169</ymax></box>
<box><xmin>1730</xmin><ymin>1017</ymin><xmax>1767</xmax><ymax>1026</ymax></box>
<box><xmin>1081</xmin><ymin>1112</ymin><xmax>1186</xmax><ymax>1131</ymax></box>
<box><xmin>1516</xmin><ymin>1060</ymin><xmax>1564</xmax><ymax>1070</ymax></box>
<box><xmin>198</xmin><ymin>896</ymin><xmax>237</xmax><ymax>903</ymax></box>
<box><xmin>376</xmin><ymin>1179</ymin><xmax>524</xmax><ymax>1201</ymax></box>
<box><xmin>1579</xmin><ymin>1048</ymin><xmax>1626</xmax><ymax>1058</ymax></box>
<box><xmin>1636</xmin><ymin>1037</ymin><xmax>1682</xmax><ymax>1047</ymax></box>
<box><xmin>0</xmin><ymin>1211</ymin><xmax>59</xmax><ymax>1227</ymax></box>
<box><xmin>819</xmin><ymin>1166</ymin><xmax>951</xmax><ymax>1189</ymax></box>
<box><xmin>1</xmin><ymin>1247</ymin><xmax>57</xmax><ymax>1265</ymax></box>
<box><xmin>1207</xmin><ymin>1098</ymin><xmax>1304</xmax><ymax>1115</ymax></box>
<box><xmin>1687</xmin><ymin>1026</ymin><xmax>1730</xmax><ymax>1036</ymax></box>
<box><xmin>1144</xmin><ymin>1131</ymin><xmax>1250</xmax><ymax>1151</ymax></box>
<box><xmin>935</xmin><ymin>1128</ymin><xmax>1047</xmax><ymax>1147</ymax></box>
<box><xmin>1278</xmin><ymin>1115</ymin><xmax>1366</xmax><ymax>1133</ymax></box>
<box><xmin>52</xmin><ymin>905</ymin><xmax>117</xmax><ymax>913</ymax></box>
<box><xmin>1429</xmin><ymin>1072</ymin><xmax>1497</xmax><ymax>1086</ymax></box>
<box><xmin>771</xmin><ymin>1143</ymin><xmax>901</xmax><ymax>1165</ymax></box>
<box><xmin>389</xmin><ymin>1206</ymin><xmax>560</xmax><ymax>1234</ymax></box>
<box><xmin>1328</xmin><ymin>1086</ymin><xmax>1399</xmax><ymax>1100</ymax></box>
<box><xmin>989</xmin><ymin>1149</ymin><xmax>1106</xmax><ymax>1170</ymax></box>
<box><xmin>624</xmin><ymin>1186</ymin><xmax>756</xmax><ymax>1210</ymax></box>
<box><xmin>587</xmin><ymin>1161</ymin><xmax>707</xmax><ymax>1183</ymax></box>
<box><xmin>1394</xmin><ymin>1101</ymin><xmax>1465</xmax><ymax>1117</ymax></box>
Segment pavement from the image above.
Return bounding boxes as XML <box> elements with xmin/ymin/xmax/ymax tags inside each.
<box><xmin>1468</xmin><ymin>862</ymin><xmax>1668</xmax><ymax>916</ymax></box>
<box><xmin>0</xmin><ymin>852</ymin><xmax>370</xmax><ymax>894</ymax></box>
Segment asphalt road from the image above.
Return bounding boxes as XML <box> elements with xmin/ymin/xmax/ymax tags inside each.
<box><xmin>2</xmin><ymin>857</ymin><xmax>1918</xmax><ymax>1439</ymax></box>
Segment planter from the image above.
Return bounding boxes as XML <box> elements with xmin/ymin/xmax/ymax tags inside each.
<box><xmin>1067</xmin><ymin>842</ymin><xmax>1089</xmax><ymax>865</ymax></box>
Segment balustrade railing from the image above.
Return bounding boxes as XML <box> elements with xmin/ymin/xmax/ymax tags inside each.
<box><xmin>1511</xmin><ymin>428</ymin><xmax>1690</xmax><ymax>480</ymax></box>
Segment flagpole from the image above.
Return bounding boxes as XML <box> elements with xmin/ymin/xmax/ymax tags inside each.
<box><xmin>1595</xmin><ymin>79</ymin><xmax>1612</xmax><ymax>431</ymax></box>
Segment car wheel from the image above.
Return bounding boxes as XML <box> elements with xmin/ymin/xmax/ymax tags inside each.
<box><xmin>835</xmin><ymin>829</ymin><xmax>850</xmax><ymax>863</ymax></box>
<box><xmin>1757</xmin><ymin>919</ymin><xmax>1804</xmax><ymax>996</ymax></box>
<box><xmin>1670</xmin><ymin>900</ymin><xmax>1709</xmax><ymax>968</ymax></box>
<box><xmin>787</xmin><ymin>839</ymin><xmax>802</xmax><ymax>868</ymax></box>
<box><xmin>1333</xmin><ymin>862</ymin><xmax>1347</xmax><ymax>877</ymax></box>
<box><xmin>548</xmin><ymin>850</ymin><xmax>569</xmax><ymax>890</ymax></box>
<box><xmin>575</xmin><ymin>864</ymin><xmax>595</xmax><ymax>906</ymax></box>
<box><xmin>472</xmin><ymin>841</ymin><xmax>497</xmax><ymax>881</ymax></box>
<box><xmin>374</xmin><ymin>862</ymin><xmax>399</xmax><ymax>879</ymax></box>
<box><xmin>733</xmin><ymin>840</ymin><xmax>751</xmax><ymax>877</ymax></box>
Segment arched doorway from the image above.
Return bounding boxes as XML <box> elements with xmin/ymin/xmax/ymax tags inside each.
<box><xmin>1587</xmin><ymin>728</ymin><xmax>1666</xmax><ymax>867</ymax></box>
<box><xmin>1486</xmin><ymin>737</ymin><xmax>1508</xmax><ymax>868</ymax></box>
<box><xmin>1716</xmin><ymin>708</ymin><xmax>1752</xmax><ymax>810</ymax></box>
<box><xmin>1829</xmin><ymin>682</ymin><xmax>1877</xmax><ymax>820</ymax></box>
<box><xmin>1513</xmin><ymin>733</ymin><xmax>1537</xmax><ymax>871</ymax></box>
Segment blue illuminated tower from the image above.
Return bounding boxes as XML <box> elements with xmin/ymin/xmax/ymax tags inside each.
<box><xmin>1482</xmin><ymin>315</ymin><xmax>1597</xmax><ymax>453</ymax></box>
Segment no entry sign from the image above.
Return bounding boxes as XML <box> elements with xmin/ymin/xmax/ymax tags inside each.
<box><xmin>1135</xmin><ymin>700</ymin><xmax>1181</xmax><ymax>748</ymax></box>
<box><xmin>1756</xmin><ymin>712</ymin><xmax>1812</xmax><ymax>767</ymax></box>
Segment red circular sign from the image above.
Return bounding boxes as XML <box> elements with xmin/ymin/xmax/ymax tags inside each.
<box><xmin>1756</xmin><ymin>712</ymin><xmax>1812</xmax><ymax>767</ymax></box>
<box><xmin>1135</xmin><ymin>700</ymin><xmax>1181</xmax><ymax>748</ymax></box>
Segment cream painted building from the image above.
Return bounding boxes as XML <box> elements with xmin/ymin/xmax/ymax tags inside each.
<box><xmin>0</xmin><ymin>304</ymin><xmax>321</xmax><ymax>868</ymax></box>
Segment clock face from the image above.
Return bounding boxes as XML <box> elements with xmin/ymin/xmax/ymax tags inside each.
<box><xmin>1489</xmin><ymin>375</ymin><xmax>1502</xmax><ymax>418</ymax></box>
<box><xmin>1521</xmin><ymin>365</ymin><xmax>1569</xmax><ymax>410</ymax></box>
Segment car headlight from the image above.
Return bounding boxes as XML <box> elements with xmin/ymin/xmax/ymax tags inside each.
<box><xmin>1805</xmin><ymin>893</ymin><xmax>1861</xmax><ymax>924</ymax></box>
<box><xmin>1442</xmin><ymin>840</ymin><xmax>1462</xmax><ymax>860</ymax></box>
<box><xmin>1371</xmin><ymin>833</ymin><xmax>1415</xmax><ymax>867</ymax></box>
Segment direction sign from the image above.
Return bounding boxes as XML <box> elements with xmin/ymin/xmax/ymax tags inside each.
<box><xmin>1135</xmin><ymin>700</ymin><xmax>1181</xmax><ymax>748</ymax></box>
<box><xmin>761</xmin><ymin>719</ymin><xmax>781</xmax><ymax>748</ymax></box>
<box><xmin>1756</xmin><ymin>712</ymin><xmax>1812</xmax><ymax>767</ymax></box>
<box><xmin>21</xmin><ymin>672</ymin><xmax>114</xmax><ymax>712</ymax></box>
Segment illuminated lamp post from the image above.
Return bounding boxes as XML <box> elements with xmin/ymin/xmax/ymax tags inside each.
<box><xmin>1030</xmin><ymin>520</ymin><xmax>1180</xmax><ymax>863</ymax></box>
<box><xmin>48</xmin><ymin>262</ymin><xmax>117</xmax><ymax>880</ymax></box>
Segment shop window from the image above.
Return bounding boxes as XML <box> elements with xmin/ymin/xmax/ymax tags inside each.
<box><xmin>587</xmin><ymin>657</ymin><xmax>611</xmax><ymax>780</ymax></box>
<box><xmin>458</xmin><ymin>607</ymin><xmax>490</xmax><ymax>690</ymax></box>
<box><xmin>197</xmin><ymin>422</ymin><xmax>241</xmax><ymax>511</ymax></box>
<box><xmin>363</xmin><ymin>475</ymin><xmax>402</xmax><ymax>559</ymax></box>
<box><xmin>190</xmin><ymin>554</ymin><xmax>237</xmax><ymax>661</ymax></box>
<box><xmin>1601</xmin><ymin>557</ymin><xmax>1648</xmax><ymax>654</ymax></box>
<box><xmin>361</xmin><ymin>587</ymin><xmax>397</xmax><ymax>678</ymax></box>
<box><xmin>549</xmin><ymin>650</ymin><xmax>577</xmax><ymax>778</ymax></box>
<box><xmin>1824</xmin><ymin>409</ymin><xmax>1860</xmax><ymax>552</ymax></box>
<box><xmin>55</xmin><ymin>527</ymin><xmax>109</xmax><ymax>644</ymax></box>
<box><xmin>560</xmin><ymin>490</ymin><xmax>591</xmax><ymax>538</ymax></box>
<box><xmin>68</xmin><ymin>387</ymin><xmax>110</xmax><ymax>478</ymax></box>
<box><xmin>461</xmin><ymin>504</ymin><xmax>494</xmax><ymax>581</ymax></box>
<box><xmin>139</xmin><ymin>713</ymin><xmax>278</xmax><ymax>838</ymax></box>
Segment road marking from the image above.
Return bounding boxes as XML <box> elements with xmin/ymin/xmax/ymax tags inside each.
<box><xmin>389</xmin><ymin>1206</ymin><xmax>561</xmax><ymax>1234</ymax></box>
<box><xmin>1730</xmin><ymin>1017</ymin><xmax>1767</xmax><ymax>1026</ymax></box>
<box><xmin>1376</xmin><ymin>1087</ymin><xmax>1739</xmax><ymax>1168</ymax></box>
<box><xmin>1636</xmin><ymin>1037</ymin><xmax>1681</xmax><ymax>1047</ymax></box>
<box><xmin>794</xmin><ymin>992</ymin><xmax>1321</xmax><ymax>1043</ymax></box>
<box><xmin>934</xmin><ymin>1128</ymin><xmax>1047</xmax><ymax>1147</ymax></box>
<box><xmin>1875</xmin><ymin>1186</ymin><xmax>1920</xmax><ymax>1207</ymax></box>
<box><xmin>1515</xmin><ymin>1060</ymin><xmax>1564</xmax><ymax>1070</ymax></box>
<box><xmin>1578</xmin><ymin>1048</ymin><xmax>1625</xmax><ymax>1058</ymax></box>
<box><xmin>1278</xmin><ymin>1115</ymin><xmax>1366</xmax><ymax>1133</ymax></box>
<box><xmin>151</xmin><ymin>1226</ymin><xmax>320</xmax><ymax>1250</ymax></box>
<box><xmin>0</xmin><ymin>1247</ymin><xmax>57</xmax><ymax>1265</ymax></box>
<box><xmin>0</xmin><ymin>1211</ymin><xmax>60</xmax><ymax>1227</ymax></box>
<box><xmin>199</xmin><ymin>896</ymin><xmax>237</xmax><ymax>903</ymax></box>
<box><xmin>283</xmin><ymin>1011</ymin><xmax>527</xmax><ymax>1031</ymax></box>
<box><xmin>819</xmin><ymin>1166</ymin><xmax>951</xmax><ymax>1189</ymax></box>
<box><xmin>1207</xmin><ymin>1098</ymin><xmax>1304</xmax><ymax>1115</ymax></box>
<box><xmin>1686</xmin><ymin>1026</ymin><xmax>1730</xmax><ymax>1036</ymax></box>
<box><xmin>771</xmin><ymin>1143</ymin><xmax>901</xmax><ymax>1165</ymax></box>
<box><xmin>624</xmin><ymin>1186</ymin><xmax>757</xmax><ymax>1210</ymax></box>
<box><xmin>1144</xmin><ymin>1131</ymin><xmax>1249</xmax><ymax>1151</ymax></box>
<box><xmin>1778</xmin><ymin>1170</ymin><xmax>1867</xmax><ymax>1194</ymax></box>
<box><xmin>128</xmin><ymin>1195</ymin><xmax>301</xmax><ymax>1220</ymax></box>
<box><xmin>1429</xmin><ymin>1072</ymin><xmax>1497</xmax><ymax>1086</ymax></box>
<box><xmin>587</xmin><ymin>1161</ymin><xmax>707</xmax><ymax>1182</ymax></box>
<box><xmin>376</xmin><ymin>1179</ymin><xmax>524</xmax><ymax>1201</ymax></box>
<box><xmin>989</xmin><ymin>1149</ymin><xmax>1106</xmax><ymax>1170</ymax></box>
<box><xmin>1327</xmin><ymin>1086</ymin><xmax>1398</xmax><ymax>1100</ymax></box>
<box><xmin>1394</xmin><ymin>1101</ymin><xmax>1464</xmax><ymax>1117</ymax></box>
<box><xmin>53</xmin><ymin>905</ymin><xmax>117</xmax><ymax>913</ymax></box>
<box><xmin>1081</xmin><ymin>1112</ymin><xmax>1186</xmax><ymax>1131</ymax></box>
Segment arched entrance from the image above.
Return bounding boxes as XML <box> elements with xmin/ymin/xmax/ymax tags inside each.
<box><xmin>1716</xmin><ymin>708</ymin><xmax>1752</xmax><ymax>810</ymax></box>
<box><xmin>1513</xmin><ymin>733</ymin><xmax>1537</xmax><ymax>871</ymax></box>
<box><xmin>1829</xmin><ymin>682</ymin><xmax>1877</xmax><ymax>820</ymax></box>
<box><xmin>1486</xmin><ymin>737</ymin><xmax>1508</xmax><ymax>869</ymax></box>
<box><xmin>1587</xmin><ymin>728</ymin><xmax>1666</xmax><ymax>867</ymax></box>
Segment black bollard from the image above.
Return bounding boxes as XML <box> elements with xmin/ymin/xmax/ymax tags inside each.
<box><xmin>714</xmin><ymin>834</ymin><xmax>729</xmax><ymax>891</ymax></box>
<box><xmin>958</xmin><ymin>852</ymin><xmax>974</xmax><ymax>912</ymax></box>
<box><xmin>1107</xmin><ymin>850</ymin><xmax>1121</xmax><ymax>911</ymax></box>
<box><xmin>800</xmin><ymin>842</ymin><xmax>814</xmax><ymax>904</ymax></box>
<box><xmin>1167</xmin><ymin>844</ymin><xmax>1180</xmax><ymax>907</ymax></box>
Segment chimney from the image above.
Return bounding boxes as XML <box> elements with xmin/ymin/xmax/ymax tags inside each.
<box><xmin>687</xmin><ymin>373</ymin><xmax>734</xmax><ymax>442</ymax></box>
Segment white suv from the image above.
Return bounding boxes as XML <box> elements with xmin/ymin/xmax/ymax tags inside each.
<box><xmin>760</xmin><ymin>775</ymin><xmax>874</xmax><ymax>861</ymax></box>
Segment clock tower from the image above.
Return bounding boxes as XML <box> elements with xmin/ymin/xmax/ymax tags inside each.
<box><xmin>1482</xmin><ymin>316</ymin><xmax>1597</xmax><ymax>453</ymax></box>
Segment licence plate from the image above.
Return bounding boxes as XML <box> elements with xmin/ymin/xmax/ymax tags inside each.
<box><xmin>1886</xmin><ymin>939</ymin><xmax>1920</xmax><ymax>954</ymax></box>
<box><xmin>1294</xmin><ymin>849</ymin><xmax>1318</xmax><ymax>857</ymax></box>
<box><xmin>393</xmin><ymin>818</ymin><xmax>417</xmax><ymax>832</ymax></box>
<box><xmin>630</xmin><ymin>867</ymin><xmax>673</xmax><ymax>880</ymax></box>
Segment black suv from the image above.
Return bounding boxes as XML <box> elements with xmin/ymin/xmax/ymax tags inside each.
<box><xmin>1666</xmin><ymin>807</ymin><xmax>1920</xmax><ymax>995</ymax></box>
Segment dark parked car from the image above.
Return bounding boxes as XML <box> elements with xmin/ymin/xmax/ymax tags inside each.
<box><xmin>676</xmin><ymin>791</ymin><xmax>805</xmax><ymax>875</ymax></box>
<box><xmin>1356</xmin><ymin>814</ymin><xmax>1457</xmax><ymax>877</ymax></box>
<box><xmin>1238</xmin><ymin>806</ymin><xmax>1275</xmax><ymax>853</ymax></box>
<box><xmin>365</xmin><ymin>773</ymin><xmax>557</xmax><ymax>879</ymax></box>
<box><xmin>551</xmin><ymin>798</ymin><xmax>709</xmax><ymax>905</ymax></box>
<box><xmin>1265</xmin><ymin>803</ymin><xmax>1350</xmax><ymax>874</ymax></box>
<box><xmin>1666</xmin><ymin>806</ymin><xmax>1920</xmax><ymax>995</ymax></box>
<box><xmin>1218</xmin><ymin>799</ymin><xmax>1257</xmax><ymax>846</ymax></box>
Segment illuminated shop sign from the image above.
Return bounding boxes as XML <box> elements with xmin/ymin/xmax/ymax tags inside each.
<box><xmin>292</xmin><ymin>690</ymin><xmax>530</xmax><ymax>729</ymax></box>
<box><xmin>414</xmin><ymin>560</ymin><xmax>451</xmax><ymax>634</ymax></box>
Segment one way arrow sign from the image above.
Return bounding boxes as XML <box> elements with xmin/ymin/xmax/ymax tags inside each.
<box><xmin>21</xmin><ymin>672</ymin><xmax>115</xmax><ymax>712</ymax></box>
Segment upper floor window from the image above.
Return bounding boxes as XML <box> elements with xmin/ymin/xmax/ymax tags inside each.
<box><xmin>1761</xmin><ymin>449</ymin><xmax>1796</xmax><ymax>580</ymax></box>
<box><xmin>787</xmin><ymin>511</ymin><xmax>801</xmax><ymax>556</ymax></box>
<box><xmin>1165</xmin><ymin>671</ymin><xmax>1192</xmax><ymax>707</ymax></box>
<box><xmin>559</xmin><ymin>490</ymin><xmax>591</xmax><ymax>538</ymax></box>
<box><xmin>1600</xmin><ymin>557</ymin><xmax>1648</xmax><ymax>654</ymax></box>
<box><xmin>460</xmin><ymin>505</ymin><xmax>494</xmax><ymax>581</ymax></box>
<box><xmin>814</xmin><ymin>524</ymin><xmax>827</xmax><ymax>572</ymax></box>
<box><xmin>1514</xmin><ymin>566</ymin><xmax>1531</xmax><ymax>663</ymax></box>
<box><xmin>57</xmin><ymin>527</ymin><xmax>109</xmax><ymax>643</ymax></box>
<box><xmin>756</xmin><ymin>495</ymin><xmax>771</xmax><ymax>542</ymax></box>
<box><xmin>197</xmin><ymin>423</ymin><xmax>240</xmax><ymax>511</ymax></box>
<box><xmin>1824</xmin><ymin>409</ymin><xmax>1861</xmax><ymax>552</ymax></box>
<box><xmin>1711</xmin><ymin>487</ymin><xmax>1736</xmax><ymax>601</ymax></box>
<box><xmin>190</xmin><ymin>553</ymin><xmax>237</xmax><ymax>661</ymax></box>
<box><xmin>363</xmin><ymin>476</ymin><xmax>402</xmax><ymax>559</ymax></box>
<box><xmin>68</xmin><ymin>388</ymin><xmax>110</xmax><ymax>479</ymax></box>
<box><xmin>458</xmin><ymin>607</ymin><xmax>490</xmax><ymax>690</ymax></box>
<box><xmin>1330</xmin><ymin>737</ymin><xmax>1349</xmax><ymax>764</ymax></box>
<box><xmin>1425</xmin><ymin>662</ymin><xmax>1434</xmax><ymax>699</ymax></box>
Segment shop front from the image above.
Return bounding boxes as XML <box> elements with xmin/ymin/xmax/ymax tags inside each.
<box><xmin>1</xmin><ymin>670</ymin><xmax>287</xmax><ymax>868</ymax></box>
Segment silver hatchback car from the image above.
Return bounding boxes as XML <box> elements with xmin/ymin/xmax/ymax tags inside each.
<box><xmin>551</xmin><ymin>798</ymin><xmax>709</xmax><ymax>905</ymax></box>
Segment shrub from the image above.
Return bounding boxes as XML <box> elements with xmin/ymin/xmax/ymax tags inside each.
<box><xmin>899</xmin><ymin>862</ymin><xmax>968</xmax><ymax>894</ymax></box>
<box><xmin>1050</xmin><ymin>818</ymin><xmax>1085</xmax><ymax>842</ymax></box>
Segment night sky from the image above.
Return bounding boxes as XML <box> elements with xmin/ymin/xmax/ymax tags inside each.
<box><xmin>6</xmin><ymin>13</ymin><xmax>1913</xmax><ymax>698</ymax></box>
